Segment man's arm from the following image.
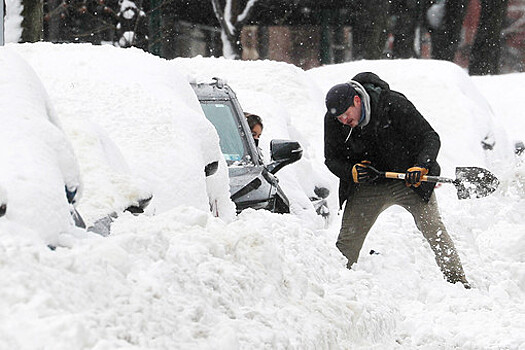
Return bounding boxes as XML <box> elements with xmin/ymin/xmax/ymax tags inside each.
<box><xmin>390</xmin><ymin>93</ymin><xmax>441</xmax><ymax>168</ymax></box>
<box><xmin>324</xmin><ymin>114</ymin><xmax>355</xmax><ymax>180</ymax></box>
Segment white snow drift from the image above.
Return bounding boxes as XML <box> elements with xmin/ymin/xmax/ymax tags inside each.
<box><xmin>0</xmin><ymin>43</ymin><xmax>523</xmax><ymax>349</ymax></box>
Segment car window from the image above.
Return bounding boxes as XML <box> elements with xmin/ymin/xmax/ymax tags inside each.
<box><xmin>200</xmin><ymin>101</ymin><xmax>250</xmax><ymax>165</ymax></box>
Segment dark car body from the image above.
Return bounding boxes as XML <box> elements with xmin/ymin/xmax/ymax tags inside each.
<box><xmin>191</xmin><ymin>78</ymin><xmax>302</xmax><ymax>213</ymax></box>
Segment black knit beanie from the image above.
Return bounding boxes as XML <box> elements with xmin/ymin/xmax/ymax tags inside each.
<box><xmin>325</xmin><ymin>83</ymin><xmax>357</xmax><ymax>117</ymax></box>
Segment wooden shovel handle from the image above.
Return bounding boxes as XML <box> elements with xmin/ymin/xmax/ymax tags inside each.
<box><xmin>385</xmin><ymin>172</ymin><xmax>407</xmax><ymax>180</ymax></box>
<box><xmin>384</xmin><ymin>172</ymin><xmax>450</xmax><ymax>183</ymax></box>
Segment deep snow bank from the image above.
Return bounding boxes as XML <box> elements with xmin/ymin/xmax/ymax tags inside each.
<box><xmin>0</xmin><ymin>208</ymin><xmax>398</xmax><ymax>349</ymax></box>
<box><xmin>0</xmin><ymin>47</ymin><xmax>81</xmax><ymax>245</ymax></box>
<box><xmin>11</xmin><ymin>43</ymin><xmax>235</xmax><ymax>223</ymax></box>
<box><xmin>172</xmin><ymin>56</ymin><xmax>336</xmax><ymax>223</ymax></box>
<box><xmin>1</xmin><ymin>43</ymin><xmax>524</xmax><ymax>349</ymax></box>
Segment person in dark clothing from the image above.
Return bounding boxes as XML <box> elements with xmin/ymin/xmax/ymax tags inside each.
<box><xmin>245</xmin><ymin>112</ymin><xmax>265</xmax><ymax>162</ymax></box>
<box><xmin>245</xmin><ymin>112</ymin><xmax>263</xmax><ymax>147</ymax></box>
<box><xmin>324</xmin><ymin>72</ymin><xmax>469</xmax><ymax>288</ymax></box>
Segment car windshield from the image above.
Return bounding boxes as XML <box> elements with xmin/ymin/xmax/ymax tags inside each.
<box><xmin>200</xmin><ymin>101</ymin><xmax>251</xmax><ymax>165</ymax></box>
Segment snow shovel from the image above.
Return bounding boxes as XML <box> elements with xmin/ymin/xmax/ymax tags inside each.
<box><xmin>367</xmin><ymin>166</ymin><xmax>500</xmax><ymax>199</ymax></box>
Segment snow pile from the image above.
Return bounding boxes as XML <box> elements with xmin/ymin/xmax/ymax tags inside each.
<box><xmin>10</xmin><ymin>43</ymin><xmax>235</xmax><ymax>224</ymax></box>
<box><xmin>472</xmin><ymin>72</ymin><xmax>525</xmax><ymax>146</ymax></box>
<box><xmin>1</xmin><ymin>43</ymin><xmax>524</xmax><ymax>349</ymax></box>
<box><xmin>0</xmin><ymin>207</ymin><xmax>398</xmax><ymax>349</ymax></box>
<box><xmin>172</xmin><ymin>56</ymin><xmax>339</xmax><ymax>221</ymax></box>
<box><xmin>0</xmin><ymin>47</ymin><xmax>81</xmax><ymax>245</ymax></box>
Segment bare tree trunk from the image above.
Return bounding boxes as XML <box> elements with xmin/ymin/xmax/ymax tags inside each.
<box><xmin>391</xmin><ymin>0</ymin><xmax>427</xmax><ymax>58</ymax></box>
<box><xmin>258</xmin><ymin>26</ymin><xmax>269</xmax><ymax>59</ymax></box>
<box><xmin>469</xmin><ymin>0</ymin><xmax>509</xmax><ymax>75</ymax></box>
<box><xmin>149</xmin><ymin>0</ymin><xmax>162</xmax><ymax>55</ymax></box>
<box><xmin>320</xmin><ymin>9</ymin><xmax>332</xmax><ymax>64</ymax></box>
<box><xmin>1</xmin><ymin>0</ymin><xmax>5</xmax><ymax>45</ymax></box>
<box><xmin>333</xmin><ymin>14</ymin><xmax>346</xmax><ymax>64</ymax></box>
<box><xmin>211</xmin><ymin>0</ymin><xmax>258</xmax><ymax>59</ymax></box>
<box><xmin>351</xmin><ymin>0</ymin><xmax>389</xmax><ymax>59</ymax></box>
<box><xmin>21</xmin><ymin>0</ymin><xmax>43</xmax><ymax>42</ymax></box>
<box><xmin>44</xmin><ymin>0</ymin><xmax>61</xmax><ymax>42</ymax></box>
<box><xmin>220</xmin><ymin>28</ymin><xmax>242</xmax><ymax>59</ymax></box>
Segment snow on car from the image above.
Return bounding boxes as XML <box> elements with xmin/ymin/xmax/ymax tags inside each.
<box><xmin>12</xmin><ymin>43</ymin><xmax>236</xmax><ymax>223</ymax></box>
<box><xmin>173</xmin><ymin>56</ymin><xmax>334</xmax><ymax>225</ymax></box>
<box><xmin>191</xmin><ymin>78</ymin><xmax>305</xmax><ymax>214</ymax></box>
<box><xmin>0</xmin><ymin>47</ymin><xmax>83</xmax><ymax>245</ymax></box>
<box><xmin>0</xmin><ymin>44</ymin><xmax>523</xmax><ymax>349</ymax></box>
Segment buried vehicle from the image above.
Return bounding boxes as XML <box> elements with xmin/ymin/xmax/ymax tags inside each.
<box><xmin>0</xmin><ymin>48</ymin><xmax>84</xmax><ymax>245</ymax></box>
<box><xmin>192</xmin><ymin>78</ymin><xmax>303</xmax><ymax>214</ymax></box>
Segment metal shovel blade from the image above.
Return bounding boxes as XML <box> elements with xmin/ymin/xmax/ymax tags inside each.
<box><xmin>454</xmin><ymin>167</ymin><xmax>500</xmax><ymax>200</ymax></box>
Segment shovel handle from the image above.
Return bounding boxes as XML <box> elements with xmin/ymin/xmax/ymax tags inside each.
<box><xmin>376</xmin><ymin>166</ymin><xmax>499</xmax><ymax>199</ymax></box>
<box><xmin>384</xmin><ymin>172</ymin><xmax>454</xmax><ymax>184</ymax></box>
<box><xmin>384</xmin><ymin>172</ymin><xmax>406</xmax><ymax>180</ymax></box>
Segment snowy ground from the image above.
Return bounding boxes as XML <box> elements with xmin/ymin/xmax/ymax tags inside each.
<box><xmin>1</xmin><ymin>43</ymin><xmax>524</xmax><ymax>349</ymax></box>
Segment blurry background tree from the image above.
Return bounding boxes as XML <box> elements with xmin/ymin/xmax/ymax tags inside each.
<box><xmin>428</xmin><ymin>0</ymin><xmax>469</xmax><ymax>61</ymax></box>
<box><xmin>43</xmin><ymin>0</ymin><xmax>147</xmax><ymax>47</ymax></box>
<box><xmin>389</xmin><ymin>0</ymin><xmax>425</xmax><ymax>59</ymax></box>
<box><xmin>116</xmin><ymin>0</ymin><xmax>148</xmax><ymax>49</ymax></box>
<box><xmin>21</xmin><ymin>0</ymin><xmax>43</xmax><ymax>42</ymax></box>
<box><xmin>1</xmin><ymin>0</ymin><xmax>5</xmax><ymax>45</ymax></box>
<box><xmin>349</xmin><ymin>0</ymin><xmax>389</xmax><ymax>59</ymax></box>
<box><xmin>210</xmin><ymin>0</ymin><xmax>259</xmax><ymax>59</ymax></box>
<box><xmin>6</xmin><ymin>0</ymin><xmax>525</xmax><ymax>74</ymax></box>
<box><xmin>469</xmin><ymin>0</ymin><xmax>509</xmax><ymax>75</ymax></box>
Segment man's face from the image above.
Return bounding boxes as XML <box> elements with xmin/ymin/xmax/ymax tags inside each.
<box><xmin>337</xmin><ymin>95</ymin><xmax>362</xmax><ymax>127</ymax></box>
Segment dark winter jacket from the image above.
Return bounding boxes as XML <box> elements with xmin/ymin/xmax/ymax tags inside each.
<box><xmin>324</xmin><ymin>72</ymin><xmax>441</xmax><ymax>208</ymax></box>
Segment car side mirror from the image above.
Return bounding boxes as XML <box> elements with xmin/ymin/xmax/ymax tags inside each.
<box><xmin>204</xmin><ymin>161</ymin><xmax>219</xmax><ymax>177</ymax></box>
<box><xmin>267</xmin><ymin>139</ymin><xmax>303</xmax><ymax>174</ymax></box>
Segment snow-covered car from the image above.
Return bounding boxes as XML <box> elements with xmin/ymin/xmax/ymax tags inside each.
<box><xmin>192</xmin><ymin>78</ymin><xmax>304</xmax><ymax>213</ymax></box>
<box><xmin>172</xmin><ymin>57</ymin><xmax>335</xmax><ymax>223</ymax></box>
<box><xmin>0</xmin><ymin>48</ymin><xmax>84</xmax><ymax>245</ymax></box>
<box><xmin>12</xmin><ymin>43</ymin><xmax>236</xmax><ymax>223</ymax></box>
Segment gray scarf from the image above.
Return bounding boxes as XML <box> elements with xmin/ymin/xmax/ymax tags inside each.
<box><xmin>348</xmin><ymin>80</ymin><xmax>371</xmax><ymax>128</ymax></box>
<box><xmin>343</xmin><ymin>80</ymin><xmax>371</xmax><ymax>142</ymax></box>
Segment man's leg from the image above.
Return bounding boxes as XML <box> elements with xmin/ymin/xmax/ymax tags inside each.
<box><xmin>397</xmin><ymin>186</ymin><xmax>469</xmax><ymax>286</ymax></box>
<box><xmin>337</xmin><ymin>184</ymin><xmax>388</xmax><ymax>269</ymax></box>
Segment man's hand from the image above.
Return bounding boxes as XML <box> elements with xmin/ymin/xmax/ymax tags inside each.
<box><xmin>352</xmin><ymin>160</ymin><xmax>376</xmax><ymax>183</ymax></box>
<box><xmin>405</xmin><ymin>166</ymin><xmax>429</xmax><ymax>187</ymax></box>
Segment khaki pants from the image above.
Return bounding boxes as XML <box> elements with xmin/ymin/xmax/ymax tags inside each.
<box><xmin>337</xmin><ymin>181</ymin><xmax>468</xmax><ymax>285</ymax></box>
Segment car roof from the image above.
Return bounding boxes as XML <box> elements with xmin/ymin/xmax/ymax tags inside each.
<box><xmin>191</xmin><ymin>78</ymin><xmax>237</xmax><ymax>101</ymax></box>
